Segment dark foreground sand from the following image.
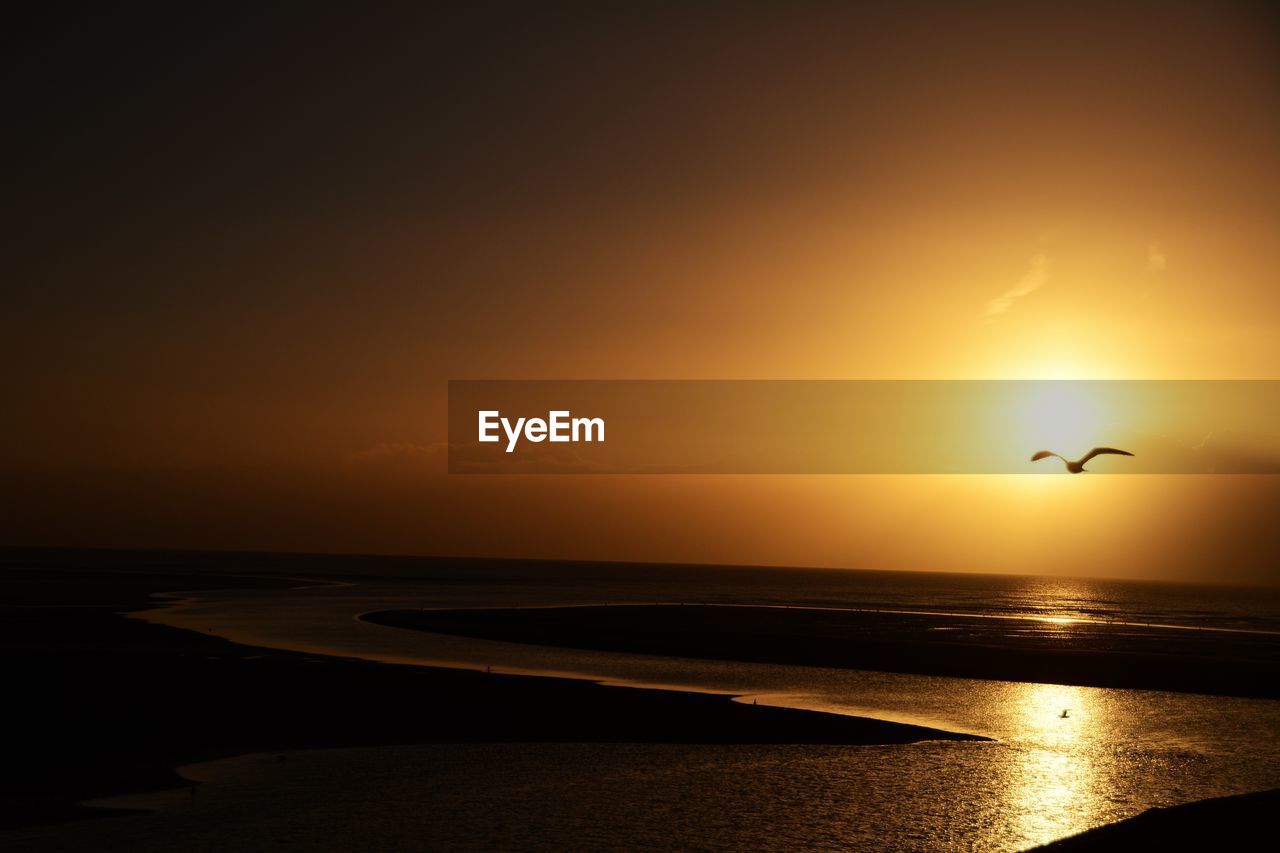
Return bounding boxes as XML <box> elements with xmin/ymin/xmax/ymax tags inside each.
<box><xmin>0</xmin><ymin>562</ymin><xmax>983</xmax><ymax>830</ymax></box>
<box><xmin>1031</xmin><ymin>787</ymin><xmax>1280</xmax><ymax>850</ymax></box>
<box><xmin>364</xmin><ymin>604</ymin><xmax>1280</xmax><ymax>698</ymax></box>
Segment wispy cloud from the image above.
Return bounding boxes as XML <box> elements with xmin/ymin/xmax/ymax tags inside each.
<box><xmin>986</xmin><ymin>254</ymin><xmax>1050</xmax><ymax>320</ymax></box>
<box><xmin>1146</xmin><ymin>241</ymin><xmax>1166</xmax><ymax>274</ymax></box>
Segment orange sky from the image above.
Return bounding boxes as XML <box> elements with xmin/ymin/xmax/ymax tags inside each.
<box><xmin>3</xmin><ymin>3</ymin><xmax>1278</xmax><ymax>582</ymax></box>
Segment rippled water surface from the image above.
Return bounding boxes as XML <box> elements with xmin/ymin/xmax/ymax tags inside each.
<box><xmin>76</xmin><ymin>565</ymin><xmax>1280</xmax><ymax>850</ymax></box>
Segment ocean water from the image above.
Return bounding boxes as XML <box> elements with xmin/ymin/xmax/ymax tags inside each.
<box><xmin>60</xmin><ymin>564</ymin><xmax>1280</xmax><ymax>850</ymax></box>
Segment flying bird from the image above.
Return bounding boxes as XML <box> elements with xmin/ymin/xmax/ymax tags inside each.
<box><xmin>1031</xmin><ymin>447</ymin><xmax>1134</xmax><ymax>473</ymax></box>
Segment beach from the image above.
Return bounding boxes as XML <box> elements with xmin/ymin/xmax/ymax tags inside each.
<box><xmin>363</xmin><ymin>603</ymin><xmax>1280</xmax><ymax>698</ymax></box>
<box><xmin>0</xmin><ymin>556</ymin><xmax>981</xmax><ymax>831</ymax></box>
<box><xmin>4</xmin><ymin>549</ymin><xmax>1279</xmax><ymax>850</ymax></box>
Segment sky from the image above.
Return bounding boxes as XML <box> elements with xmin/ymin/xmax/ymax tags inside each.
<box><xmin>3</xmin><ymin>2</ymin><xmax>1279</xmax><ymax>583</ymax></box>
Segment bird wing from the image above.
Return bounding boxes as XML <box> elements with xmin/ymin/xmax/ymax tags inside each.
<box><xmin>1030</xmin><ymin>451</ymin><xmax>1063</xmax><ymax>462</ymax></box>
<box><xmin>1080</xmin><ymin>447</ymin><xmax>1135</xmax><ymax>464</ymax></box>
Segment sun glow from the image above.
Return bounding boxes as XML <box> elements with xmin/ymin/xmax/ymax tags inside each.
<box><xmin>1014</xmin><ymin>384</ymin><xmax>1106</xmax><ymax>457</ymax></box>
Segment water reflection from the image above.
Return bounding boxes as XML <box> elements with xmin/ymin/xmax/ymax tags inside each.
<box><xmin>139</xmin><ymin>575</ymin><xmax>1280</xmax><ymax>850</ymax></box>
<box><xmin>1007</xmin><ymin>682</ymin><xmax>1099</xmax><ymax>848</ymax></box>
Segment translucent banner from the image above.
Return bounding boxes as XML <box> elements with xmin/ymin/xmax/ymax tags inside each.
<box><xmin>447</xmin><ymin>380</ymin><xmax>1280</xmax><ymax>474</ymax></box>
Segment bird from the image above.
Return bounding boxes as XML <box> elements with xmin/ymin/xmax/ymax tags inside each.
<box><xmin>1060</xmin><ymin>709</ymin><xmax>1070</xmax><ymax>719</ymax></box>
<box><xmin>1031</xmin><ymin>447</ymin><xmax>1134</xmax><ymax>473</ymax></box>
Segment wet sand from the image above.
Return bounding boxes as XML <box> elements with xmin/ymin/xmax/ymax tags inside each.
<box><xmin>0</xmin><ymin>561</ymin><xmax>983</xmax><ymax>830</ymax></box>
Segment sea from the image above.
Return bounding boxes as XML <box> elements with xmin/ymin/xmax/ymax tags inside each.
<box><xmin>44</xmin><ymin>561</ymin><xmax>1280</xmax><ymax>851</ymax></box>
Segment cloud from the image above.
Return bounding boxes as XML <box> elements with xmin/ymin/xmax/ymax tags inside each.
<box><xmin>985</xmin><ymin>254</ymin><xmax>1050</xmax><ymax>319</ymax></box>
<box><xmin>1188</xmin><ymin>432</ymin><xmax>1280</xmax><ymax>474</ymax></box>
<box><xmin>1136</xmin><ymin>430</ymin><xmax>1280</xmax><ymax>474</ymax></box>
<box><xmin>1146</xmin><ymin>241</ymin><xmax>1167</xmax><ymax>274</ymax></box>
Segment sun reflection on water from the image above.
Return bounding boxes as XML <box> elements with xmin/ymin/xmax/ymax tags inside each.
<box><xmin>1006</xmin><ymin>682</ymin><xmax>1101</xmax><ymax>848</ymax></box>
<box><xmin>1036</xmin><ymin>616</ymin><xmax>1081</xmax><ymax>627</ymax></box>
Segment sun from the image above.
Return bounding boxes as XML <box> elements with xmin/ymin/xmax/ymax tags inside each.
<box><xmin>1014</xmin><ymin>383</ymin><xmax>1106</xmax><ymax>457</ymax></box>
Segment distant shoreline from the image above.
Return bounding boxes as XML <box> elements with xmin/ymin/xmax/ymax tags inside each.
<box><xmin>362</xmin><ymin>604</ymin><xmax>1280</xmax><ymax>699</ymax></box>
<box><xmin>4</xmin><ymin>545</ymin><xmax>1277</xmax><ymax>592</ymax></box>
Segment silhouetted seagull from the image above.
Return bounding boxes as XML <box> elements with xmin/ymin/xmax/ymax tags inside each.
<box><xmin>1031</xmin><ymin>447</ymin><xmax>1134</xmax><ymax>473</ymax></box>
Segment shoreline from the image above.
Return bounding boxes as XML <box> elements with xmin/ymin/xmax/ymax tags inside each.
<box><xmin>0</xmin><ymin>567</ymin><xmax>987</xmax><ymax>832</ymax></box>
<box><xmin>1031</xmin><ymin>788</ymin><xmax>1280</xmax><ymax>849</ymax></box>
<box><xmin>5</xmin><ymin>549</ymin><xmax>1273</xmax><ymax>848</ymax></box>
<box><xmin>362</xmin><ymin>604</ymin><xmax>1280</xmax><ymax>699</ymax></box>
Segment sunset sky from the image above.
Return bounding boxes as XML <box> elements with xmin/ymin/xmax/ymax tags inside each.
<box><xmin>4</xmin><ymin>3</ymin><xmax>1278</xmax><ymax>582</ymax></box>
